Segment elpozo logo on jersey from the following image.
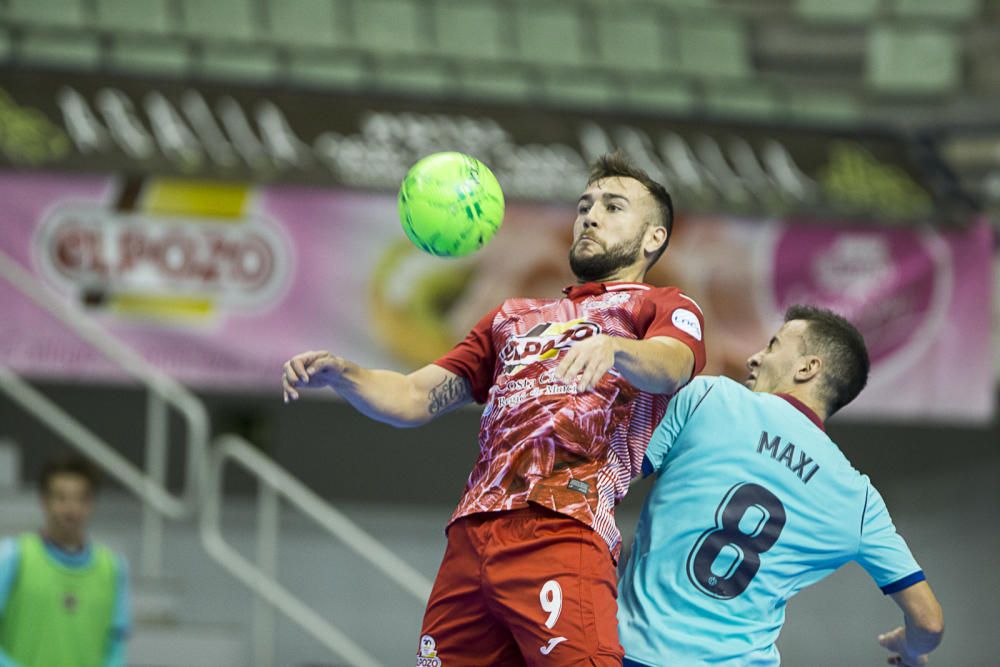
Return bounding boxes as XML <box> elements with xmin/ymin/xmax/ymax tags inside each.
<box><xmin>499</xmin><ymin>318</ymin><xmax>601</xmax><ymax>370</ymax></box>
<box><xmin>33</xmin><ymin>179</ymin><xmax>291</xmax><ymax>324</ymax></box>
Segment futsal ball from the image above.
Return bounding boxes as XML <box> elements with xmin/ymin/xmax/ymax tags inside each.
<box><xmin>398</xmin><ymin>152</ymin><xmax>505</xmax><ymax>257</ymax></box>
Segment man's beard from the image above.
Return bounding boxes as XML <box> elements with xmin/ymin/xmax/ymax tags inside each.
<box><xmin>569</xmin><ymin>233</ymin><xmax>644</xmax><ymax>283</ymax></box>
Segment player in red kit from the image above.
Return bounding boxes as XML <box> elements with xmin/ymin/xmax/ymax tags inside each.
<box><xmin>283</xmin><ymin>152</ymin><xmax>706</xmax><ymax>666</ymax></box>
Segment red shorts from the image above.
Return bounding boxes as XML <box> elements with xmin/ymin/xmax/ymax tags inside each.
<box><xmin>416</xmin><ymin>505</ymin><xmax>624</xmax><ymax>666</ymax></box>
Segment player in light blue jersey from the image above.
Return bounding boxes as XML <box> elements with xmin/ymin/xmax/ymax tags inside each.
<box><xmin>619</xmin><ymin>305</ymin><xmax>943</xmax><ymax>667</ymax></box>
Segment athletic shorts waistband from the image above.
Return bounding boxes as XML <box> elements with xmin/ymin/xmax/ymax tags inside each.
<box><xmin>453</xmin><ymin>502</ymin><xmax>583</xmax><ymax>527</ymax></box>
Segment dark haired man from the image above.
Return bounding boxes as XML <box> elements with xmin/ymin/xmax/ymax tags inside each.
<box><xmin>283</xmin><ymin>152</ymin><xmax>706</xmax><ymax>664</ymax></box>
<box><xmin>618</xmin><ymin>306</ymin><xmax>943</xmax><ymax>667</ymax></box>
<box><xmin>0</xmin><ymin>456</ymin><xmax>130</xmax><ymax>667</ymax></box>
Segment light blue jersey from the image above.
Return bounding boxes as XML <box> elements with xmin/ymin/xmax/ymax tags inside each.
<box><xmin>618</xmin><ymin>377</ymin><xmax>924</xmax><ymax>667</ymax></box>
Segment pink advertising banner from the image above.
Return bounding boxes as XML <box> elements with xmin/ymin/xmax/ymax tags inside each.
<box><xmin>0</xmin><ymin>171</ymin><xmax>994</xmax><ymax>421</ymax></box>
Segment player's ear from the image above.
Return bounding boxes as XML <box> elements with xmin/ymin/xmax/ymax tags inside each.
<box><xmin>644</xmin><ymin>224</ymin><xmax>667</xmax><ymax>255</ymax></box>
<box><xmin>795</xmin><ymin>355</ymin><xmax>822</xmax><ymax>384</ymax></box>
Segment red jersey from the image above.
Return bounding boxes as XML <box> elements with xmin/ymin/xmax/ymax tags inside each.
<box><xmin>434</xmin><ymin>282</ymin><xmax>707</xmax><ymax>559</ymax></box>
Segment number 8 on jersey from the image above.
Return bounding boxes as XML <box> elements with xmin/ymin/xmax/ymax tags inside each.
<box><xmin>686</xmin><ymin>482</ymin><xmax>786</xmax><ymax>600</ymax></box>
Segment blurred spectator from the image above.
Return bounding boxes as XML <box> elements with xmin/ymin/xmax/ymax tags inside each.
<box><xmin>0</xmin><ymin>454</ymin><xmax>130</xmax><ymax>667</ymax></box>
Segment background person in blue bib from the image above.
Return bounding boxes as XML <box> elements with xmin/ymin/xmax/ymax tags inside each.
<box><xmin>618</xmin><ymin>305</ymin><xmax>943</xmax><ymax>667</ymax></box>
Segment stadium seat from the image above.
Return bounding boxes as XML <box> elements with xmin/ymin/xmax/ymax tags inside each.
<box><xmin>704</xmin><ymin>84</ymin><xmax>781</xmax><ymax>119</ymax></box>
<box><xmin>595</xmin><ymin>9</ymin><xmax>676</xmax><ymax>73</ymax></box>
<box><xmin>796</xmin><ymin>0</ymin><xmax>881</xmax><ymax>22</ymax></box>
<box><xmin>625</xmin><ymin>78</ymin><xmax>697</xmax><ymax>114</ymax></box>
<box><xmin>95</xmin><ymin>0</ymin><xmax>171</xmax><ymax>35</ymax></box>
<box><xmin>753</xmin><ymin>23</ymin><xmax>868</xmax><ymax>72</ymax></box>
<box><xmin>374</xmin><ymin>60</ymin><xmax>455</xmax><ymax>96</ymax></box>
<box><xmin>288</xmin><ymin>53</ymin><xmax>366</xmax><ymax>89</ymax></box>
<box><xmin>20</xmin><ymin>32</ymin><xmax>101</xmax><ymax>68</ymax></box>
<box><xmin>787</xmin><ymin>89</ymin><xmax>864</xmax><ymax>124</ymax></box>
<box><xmin>968</xmin><ymin>45</ymin><xmax>1000</xmax><ymax>95</ymax></box>
<box><xmin>543</xmin><ymin>71</ymin><xmax>619</xmax><ymax>109</ymax></box>
<box><xmin>179</xmin><ymin>0</ymin><xmax>258</xmax><ymax>41</ymax></box>
<box><xmin>109</xmin><ymin>39</ymin><xmax>191</xmax><ymax>74</ymax></box>
<box><xmin>354</xmin><ymin>0</ymin><xmax>425</xmax><ymax>55</ymax></box>
<box><xmin>433</xmin><ymin>1</ymin><xmax>505</xmax><ymax>62</ymax></box>
<box><xmin>200</xmin><ymin>46</ymin><xmax>279</xmax><ymax>82</ymax></box>
<box><xmin>269</xmin><ymin>0</ymin><xmax>347</xmax><ymax>48</ymax></box>
<box><xmin>867</xmin><ymin>26</ymin><xmax>960</xmax><ymax>94</ymax></box>
<box><xmin>458</xmin><ymin>67</ymin><xmax>535</xmax><ymax>102</ymax></box>
<box><xmin>513</xmin><ymin>4</ymin><xmax>586</xmax><ymax>67</ymax></box>
<box><xmin>6</xmin><ymin>0</ymin><xmax>87</xmax><ymax>27</ymax></box>
<box><xmin>676</xmin><ymin>17</ymin><xmax>750</xmax><ymax>78</ymax></box>
<box><xmin>892</xmin><ymin>0</ymin><xmax>980</xmax><ymax>22</ymax></box>
<box><xmin>648</xmin><ymin>0</ymin><xmax>716</xmax><ymax>8</ymax></box>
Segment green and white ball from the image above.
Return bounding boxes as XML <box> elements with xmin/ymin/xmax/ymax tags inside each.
<box><xmin>398</xmin><ymin>152</ymin><xmax>505</xmax><ymax>257</ymax></box>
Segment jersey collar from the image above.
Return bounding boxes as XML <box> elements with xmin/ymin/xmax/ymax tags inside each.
<box><xmin>562</xmin><ymin>282</ymin><xmax>651</xmax><ymax>300</ymax></box>
<box><xmin>41</xmin><ymin>534</ymin><xmax>93</xmax><ymax>567</ymax></box>
<box><xmin>776</xmin><ymin>393</ymin><xmax>826</xmax><ymax>432</ymax></box>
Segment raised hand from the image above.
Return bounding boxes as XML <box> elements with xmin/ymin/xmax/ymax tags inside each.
<box><xmin>282</xmin><ymin>350</ymin><xmax>350</xmax><ymax>402</ymax></box>
<box><xmin>552</xmin><ymin>334</ymin><xmax>618</xmax><ymax>392</ymax></box>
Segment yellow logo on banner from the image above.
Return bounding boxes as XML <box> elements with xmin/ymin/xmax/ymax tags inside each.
<box><xmin>112</xmin><ymin>179</ymin><xmax>252</xmax><ymax>319</ymax></box>
<box><xmin>0</xmin><ymin>89</ymin><xmax>70</xmax><ymax>165</ymax></box>
<box><xmin>143</xmin><ymin>179</ymin><xmax>250</xmax><ymax>220</ymax></box>
<box><xmin>820</xmin><ymin>142</ymin><xmax>933</xmax><ymax>220</ymax></box>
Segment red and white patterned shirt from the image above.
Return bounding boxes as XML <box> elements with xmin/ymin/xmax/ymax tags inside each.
<box><xmin>434</xmin><ymin>282</ymin><xmax>707</xmax><ymax>560</ymax></box>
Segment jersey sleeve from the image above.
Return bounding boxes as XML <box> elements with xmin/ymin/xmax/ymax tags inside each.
<box><xmin>0</xmin><ymin>539</ymin><xmax>22</xmax><ymax>667</ymax></box>
<box><xmin>856</xmin><ymin>481</ymin><xmax>925</xmax><ymax>594</ymax></box>
<box><xmin>103</xmin><ymin>554</ymin><xmax>130</xmax><ymax>667</ymax></box>
<box><xmin>112</xmin><ymin>554</ymin><xmax>131</xmax><ymax>636</ymax></box>
<box><xmin>637</xmin><ymin>289</ymin><xmax>707</xmax><ymax>380</ymax></box>
<box><xmin>432</xmin><ymin>304</ymin><xmax>501</xmax><ymax>404</ymax></box>
<box><xmin>642</xmin><ymin>376</ymin><xmax>716</xmax><ymax>476</ymax></box>
<box><xmin>0</xmin><ymin>537</ymin><xmax>20</xmax><ymax>619</ymax></box>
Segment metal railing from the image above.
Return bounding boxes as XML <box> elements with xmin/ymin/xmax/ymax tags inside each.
<box><xmin>0</xmin><ymin>248</ymin><xmax>209</xmax><ymax>576</ymax></box>
<box><xmin>200</xmin><ymin>434</ymin><xmax>434</xmax><ymax>667</ymax></box>
<box><xmin>1</xmin><ymin>247</ymin><xmax>434</xmax><ymax>666</ymax></box>
<box><xmin>0</xmin><ymin>368</ymin><xmax>188</xmax><ymax>519</ymax></box>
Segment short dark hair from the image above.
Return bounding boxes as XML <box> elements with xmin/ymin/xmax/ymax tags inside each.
<box><xmin>785</xmin><ymin>305</ymin><xmax>870</xmax><ymax>416</ymax></box>
<box><xmin>38</xmin><ymin>454</ymin><xmax>101</xmax><ymax>496</ymax></box>
<box><xmin>587</xmin><ymin>151</ymin><xmax>674</xmax><ymax>267</ymax></box>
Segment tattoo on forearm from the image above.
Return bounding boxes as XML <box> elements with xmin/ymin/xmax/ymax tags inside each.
<box><xmin>428</xmin><ymin>376</ymin><xmax>471</xmax><ymax>414</ymax></box>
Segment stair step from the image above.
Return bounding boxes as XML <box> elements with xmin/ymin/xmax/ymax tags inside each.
<box><xmin>129</xmin><ymin>622</ymin><xmax>246</xmax><ymax>667</ymax></box>
<box><xmin>132</xmin><ymin>576</ymin><xmax>184</xmax><ymax>624</ymax></box>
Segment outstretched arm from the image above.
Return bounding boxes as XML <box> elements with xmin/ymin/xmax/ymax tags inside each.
<box><xmin>102</xmin><ymin>555</ymin><xmax>130</xmax><ymax>667</ymax></box>
<box><xmin>0</xmin><ymin>539</ymin><xmax>23</xmax><ymax>667</ymax></box>
<box><xmin>553</xmin><ymin>335</ymin><xmax>695</xmax><ymax>394</ymax></box>
<box><xmin>0</xmin><ymin>647</ymin><xmax>22</xmax><ymax>666</ymax></box>
<box><xmin>282</xmin><ymin>351</ymin><xmax>472</xmax><ymax>428</ymax></box>
<box><xmin>878</xmin><ymin>581</ymin><xmax>944</xmax><ymax>666</ymax></box>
